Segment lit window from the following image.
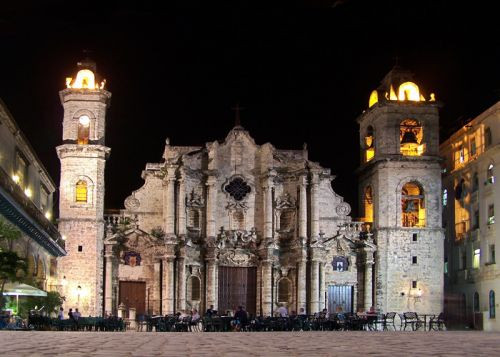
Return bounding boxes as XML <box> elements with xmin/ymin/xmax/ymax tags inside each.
<box><xmin>75</xmin><ymin>180</ymin><xmax>88</xmax><ymax>203</ymax></box>
<box><xmin>459</xmin><ymin>146</ymin><xmax>465</xmax><ymax>163</ymax></box>
<box><xmin>78</xmin><ymin>115</ymin><xmax>90</xmax><ymax>145</ymax></box>
<box><xmin>398</xmin><ymin>82</ymin><xmax>421</xmax><ymax>101</ymax></box>
<box><xmin>444</xmin><ymin>260</ymin><xmax>448</xmax><ymax>274</ymax></box>
<box><xmin>402</xmin><ymin>182</ymin><xmax>425</xmax><ymax>227</ymax></box>
<box><xmin>442</xmin><ymin>189</ymin><xmax>448</xmax><ymax>207</ymax></box>
<box><xmin>470</xmin><ymin>137</ymin><xmax>477</xmax><ymax>157</ymax></box>
<box><xmin>364</xmin><ymin>186</ymin><xmax>373</xmax><ymax>222</ymax></box>
<box><xmin>487</xmin><ymin>164</ymin><xmax>495</xmax><ymax>184</ymax></box>
<box><xmin>488</xmin><ymin>204</ymin><xmax>495</xmax><ymax>225</ymax></box>
<box><xmin>473</xmin><ymin>249</ymin><xmax>480</xmax><ymax>269</ymax></box>
<box><xmin>364</xmin><ymin>126</ymin><xmax>375</xmax><ymax>162</ymax></box>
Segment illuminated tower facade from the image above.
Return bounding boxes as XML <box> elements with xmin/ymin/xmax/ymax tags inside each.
<box><xmin>357</xmin><ymin>66</ymin><xmax>444</xmax><ymax>314</ymax></box>
<box><xmin>57</xmin><ymin>59</ymin><xmax>111</xmax><ymax>316</ymax></box>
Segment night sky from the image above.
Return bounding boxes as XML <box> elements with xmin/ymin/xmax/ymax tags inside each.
<box><xmin>1</xmin><ymin>1</ymin><xmax>499</xmax><ymax>217</ymax></box>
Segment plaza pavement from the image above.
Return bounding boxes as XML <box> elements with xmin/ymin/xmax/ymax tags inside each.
<box><xmin>0</xmin><ymin>330</ymin><xmax>499</xmax><ymax>356</ymax></box>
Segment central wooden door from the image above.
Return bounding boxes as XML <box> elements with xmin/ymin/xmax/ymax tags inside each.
<box><xmin>119</xmin><ymin>281</ymin><xmax>146</xmax><ymax>316</ymax></box>
<box><xmin>218</xmin><ymin>267</ymin><xmax>257</xmax><ymax>316</ymax></box>
<box><xmin>328</xmin><ymin>285</ymin><xmax>353</xmax><ymax>314</ymax></box>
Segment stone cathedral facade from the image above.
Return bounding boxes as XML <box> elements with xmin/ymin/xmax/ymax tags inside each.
<box><xmin>57</xmin><ymin>60</ymin><xmax>443</xmax><ymax>318</ymax></box>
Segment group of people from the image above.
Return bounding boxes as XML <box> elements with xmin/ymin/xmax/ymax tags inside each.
<box><xmin>58</xmin><ymin>307</ymin><xmax>81</xmax><ymax>322</ymax></box>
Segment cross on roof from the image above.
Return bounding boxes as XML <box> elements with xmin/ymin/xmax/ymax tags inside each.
<box><xmin>231</xmin><ymin>103</ymin><xmax>245</xmax><ymax>127</ymax></box>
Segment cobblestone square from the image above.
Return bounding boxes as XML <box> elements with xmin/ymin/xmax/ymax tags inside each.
<box><xmin>1</xmin><ymin>331</ymin><xmax>499</xmax><ymax>356</ymax></box>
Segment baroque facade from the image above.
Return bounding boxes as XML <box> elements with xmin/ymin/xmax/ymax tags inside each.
<box><xmin>441</xmin><ymin>100</ymin><xmax>500</xmax><ymax>331</ymax></box>
<box><xmin>57</xmin><ymin>61</ymin><xmax>444</xmax><ymax>318</ymax></box>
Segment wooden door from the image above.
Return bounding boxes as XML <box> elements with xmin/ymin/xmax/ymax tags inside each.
<box><xmin>119</xmin><ymin>281</ymin><xmax>146</xmax><ymax>316</ymax></box>
<box><xmin>218</xmin><ymin>267</ymin><xmax>257</xmax><ymax>316</ymax></box>
<box><xmin>328</xmin><ymin>285</ymin><xmax>353</xmax><ymax>314</ymax></box>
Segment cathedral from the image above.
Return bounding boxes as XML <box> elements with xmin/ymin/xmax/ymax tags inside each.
<box><xmin>57</xmin><ymin>60</ymin><xmax>444</xmax><ymax>318</ymax></box>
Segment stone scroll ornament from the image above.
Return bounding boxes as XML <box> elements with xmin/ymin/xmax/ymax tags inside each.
<box><xmin>124</xmin><ymin>251</ymin><xmax>142</xmax><ymax>267</ymax></box>
<box><xmin>335</xmin><ymin>202</ymin><xmax>351</xmax><ymax>216</ymax></box>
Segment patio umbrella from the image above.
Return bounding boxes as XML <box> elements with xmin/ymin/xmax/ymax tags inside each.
<box><xmin>2</xmin><ymin>283</ymin><xmax>47</xmax><ymax>312</ymax></box>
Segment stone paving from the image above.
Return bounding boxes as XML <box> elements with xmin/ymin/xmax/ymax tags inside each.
<box><xmin>1</xmin><ymin>331</ymin><xmax>499</xmax><ymax>356</ymax></box>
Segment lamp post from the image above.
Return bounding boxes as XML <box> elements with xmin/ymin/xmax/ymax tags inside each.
<box><xmin>77</xmin><ymin>285</ymin><xmax>82</xmax><ymax>308</ymax></box>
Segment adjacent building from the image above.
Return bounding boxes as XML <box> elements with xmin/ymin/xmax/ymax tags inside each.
<box><xmin>0</xmin><ymin>98</ymin><xmax>65</xmax><ymax>292</ymax></box>
<box><xmin>441</xmin><ymin>101</ymin><xmax>500</xmax><ymax>331</ymax></box>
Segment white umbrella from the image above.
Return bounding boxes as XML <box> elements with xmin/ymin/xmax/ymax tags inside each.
<box><xmin>2</xmin><ymin>283</ymin><xmax>47</xmax><ymax>312</ymax></box>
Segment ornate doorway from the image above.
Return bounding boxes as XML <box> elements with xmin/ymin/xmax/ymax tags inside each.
<box><xmin>218</xmin><ymin>267</ymin><xmax>257</xmax><ymax>316</ymax></box>
<box><xmin>119</xmin><ymin>281</ymin><xmax>146</xmax><ymax>316</ymax></box>
<box><xmin>328</xmin><ymin>285</ymin><xmax>353</xmax><ymax>314</ymax></box>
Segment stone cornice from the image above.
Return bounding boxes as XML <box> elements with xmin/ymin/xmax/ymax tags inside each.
<box><xmin>59</xmin><ymin>88</ymin><xmax>112</xmax><ymax>106</ymax></box>
<box><xmin>56</xmin><ymin>144</ymin><xmax>111</xmax><ymax>160</ymax></box>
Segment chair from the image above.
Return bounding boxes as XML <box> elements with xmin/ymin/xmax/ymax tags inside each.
<box><xmin>383</xmin><ymin>312</ymin><xmax>397</xmax><ymax>331</ymax></box>
<box><xmin>403</xmin><ymin>312</ymin><xmax>423</xmax><ymax>331</ymax></box>
<box><xmin>428</xmin><ymin>313</ymin><xmax>446</xmax><ymax>331</ymax></box>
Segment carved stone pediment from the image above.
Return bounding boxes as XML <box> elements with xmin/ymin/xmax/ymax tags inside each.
<box><xmin>215</xmin><ymin>228</ymin><xmax>257</xmax><ymax>250</ymax></box>
<box><xmin>218</xmin><ymin>248</ymin><xmax>258</xmax><ymax>267</ymax></box>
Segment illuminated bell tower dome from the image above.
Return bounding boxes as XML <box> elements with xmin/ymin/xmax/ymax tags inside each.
<box><xmin>66</xmin><ymin>57</ymin><xmax>106</xmax><ymax>90</ymax></box>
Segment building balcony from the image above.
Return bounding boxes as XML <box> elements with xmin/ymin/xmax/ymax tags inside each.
<box><xmin>0</xmin><ymin>165</ymin><xmax>65</xmax><ymax>257</ymax></box>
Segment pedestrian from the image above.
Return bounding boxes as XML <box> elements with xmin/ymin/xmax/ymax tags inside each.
<box><xmin>58</xmin><ymin>307</ymin><xmax>64</xmax><ymax>320</ymax></box>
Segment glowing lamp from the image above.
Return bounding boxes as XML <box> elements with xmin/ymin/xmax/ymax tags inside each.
<box><xmin>24</xmin><ymin>188</ymin><xmax>32</xmax><ymax>198</ymax></box>
<box><xmin>12</xmin><ymin>174</ymin><xmax>20</xmax><ymax>184</ymax></box>
<box><xmin>45</xmin><ymin>211</ymin><xmax>52</xmax><ymax>220</ymax></box>
<box><xmin>79</xmin><ymin>115</ymin><xmax>90</xmax><ymax>127</ymax></box>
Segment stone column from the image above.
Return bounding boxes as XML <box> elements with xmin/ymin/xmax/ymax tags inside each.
<box><xmin>177</xmin><ymin>256</ymin><xmax>186</xmax><ymax>311</ymax></box>
<box><xmin>262</xmin><ymin>174</ymin><xmax>274</xmax><ymax>239</ymax></box>
<box><xmin>310</xmin><ymin>172</ymin><xmax>320</xmax><ymax>239</ymax></box>
<box><xmin>177</xmin><ymin>171</ymin><xmax>186</xmax><ymax>236</ymax></box>
<box><xmin>297</xmin><ymin>258</ymin><xmax>306</xmax><ymax>313</ymax></box>
<box><xmin>299</xmin><ymin>174</ymin><xmax>308</xmax><ymax>239</ymax></box>
<box><xmin>104</xmin><ymin>250</ymin><xmax>113</xmax><ymax>315</ymax></box>
<box><xmin>364</xmin><ymin>252</ymin><xmax>374</xmax><ymax>311</ymax></box>
<box><xmin>164</xmin><ymin>166</ymin><xmax>177</xmax><ymax>235</ymax></box>
<box><xmin>309</xmin><ymin>259</ymin><xmax>320</xmax><ymax>314</ymax></box>
<box><xmin>162</xmin><ymin>255</ymin><xmax>175</xmax><ymax>314</ymax></box>
<box><xmin>319</xmin><ymin>262</ymin><xmax>326</xmax><ymax>311</ymax></box>
<box><xmin>261</xmin><ymin>260</ymin><xmax>273</xmax><ymax>316</ymax></box>
<box><xmin>154</xmin><ymin>260</ymin><xmax>161</xmax><ymax>314</ymax></box>
<box><xmin>205</xmin><ymin>258</ymin><xmax>217</xmax><ymax>310</ymax></box>
<box><xmin>206</xmin><ymin>175</ymin><xmax>218</xmax><ymax>238</ymax></box>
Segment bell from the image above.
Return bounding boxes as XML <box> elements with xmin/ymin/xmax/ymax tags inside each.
<box><xmin>401</xmin><ymin>130</ymin><xmax>418</xmax><ymax>145</ymax></box>
<box><xmin>405</xmin><ymin>200</ymin><xmax>416</xmax><ymax>213</ymax></box>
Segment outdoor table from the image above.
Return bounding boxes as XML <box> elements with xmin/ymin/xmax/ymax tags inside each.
<box><xmin>418</xmin><ymin>314</ymin><xmax>435</xmax><ymax>331</ymax></box>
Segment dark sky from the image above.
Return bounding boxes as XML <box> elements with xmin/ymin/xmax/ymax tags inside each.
<box><xmin>1</xmin><ymin>1</ymin><xmax>500</xmax><ymax>217</ymax></box>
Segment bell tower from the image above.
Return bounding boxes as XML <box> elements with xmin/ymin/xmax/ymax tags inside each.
<box><xmin>57</xmin><ymin>59</ymin><xmax>111</xmax><ymax>316</ymax></box>
<box><xmin>357</xmin><ymin>66</ymin><xmax>444</xmax><ymax>314</ymax></box>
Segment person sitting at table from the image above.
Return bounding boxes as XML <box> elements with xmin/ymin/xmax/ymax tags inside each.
<box><xmin>231</xmin><ymin>306</ymin><xmax>248</xmax><ymax>331</ymax></box>
<box><xmin>277</xmin><ymin>304</ymin><xmax>288</xmax><ymax>317</ymax></box>
<box><xmin>298</xmin><ymin>307</ymin><xmax>307</xmax><ymax>316</ymax></box>
<box><xmin>205</xmin><ymin>304</ymin><xmax>217</xmax><ymax>317</ymax></box>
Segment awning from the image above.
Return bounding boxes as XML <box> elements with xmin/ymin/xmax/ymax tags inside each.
<box><xmin>2</xmin><ymin>283</ymin><xmax>48</xmax><ymax>297</ymax></box>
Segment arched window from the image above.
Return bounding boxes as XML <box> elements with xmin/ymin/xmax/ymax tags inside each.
<box><xmin>490</xmin><ymin>291</ymin><xmax>496</xmax><ymax>319</ymax></box>
<box><xmin>485</xmin><ymin>127</ymin><xmax>492</xmax><ymax>148</ymax></box>
<box><xmin>398</xmin><ymin>82</ymin><xmax>421</xmax><ymax>101</ymax></box>
<box><xmin>400</xmin><ymin>119</ymin><xmax>424</xmax><ymax>156</ymax></box>
<box><xmin>364</xmin><ymin>186</ymin><xmax>373</xmax><ymax>222</ymax></box>
<box><xmin>487</xmin><ymin>163</ymin><xmax>495</xmax><ymax>184</ymax></box>
<box><xmin>402</xmin><ymin>182</ymin><xmax>425</xmax><ymax>227</ymax></box>
<box><xmin>278</xmin><ymin>278</ymin><xmax>290</xmax><ymax>302</ymax></box>
<box><xmin>77</xmin><ymin>115</ymin><xmax>90</xmax><ymax>145</ymax></box>
<box><xmin>365</xmin><ymin>126</ymin><xmax>375</xmax><ymax>162</ymax></box>
<box><xmin>474</xmin><ymin>292</ymin><xmax>480</xmax><ymax>312</ymax></box>
<box><xmin>442</xmin><ymin>189</ymin><xmax>448</xmax><ymax>207</ymax></box>
<box><xmin>190</xmin><ymin>276</ymin><xmax>201</xmax><ymax>301</ymax></box>
<box><xmin>75</xmin><ymin>180</ymin><xmax>88</xmax><ymax>203</ymax></box>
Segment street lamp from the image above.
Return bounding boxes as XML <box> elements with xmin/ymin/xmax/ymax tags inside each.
<box><xmin>77</xmin><ymin>285</ymin><xmax>82</xmax><ymax>308</ymax></box>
